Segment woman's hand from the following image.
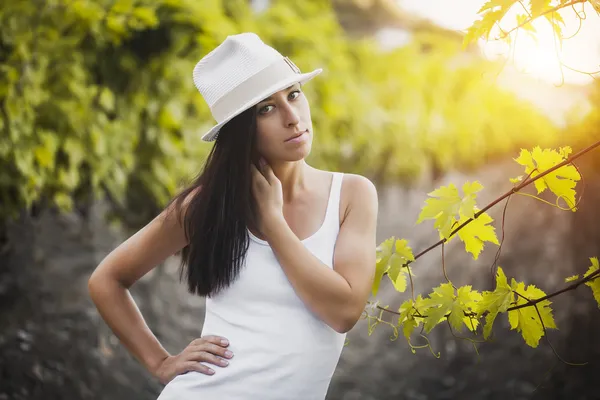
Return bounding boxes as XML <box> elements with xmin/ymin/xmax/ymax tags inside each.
<box><xmin>250</xmin><ymin>159</ymin><xmax>285</xmax><ymax>238</ymax></box>
<box><xmin>152</xmin><ymin>335</ymin><xmax>233</xmax><ymax>384</ymax></box>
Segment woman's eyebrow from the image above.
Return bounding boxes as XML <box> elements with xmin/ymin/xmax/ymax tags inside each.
<box><xmin>259</xmin><ymin>85</ymin><xmax>297</xmax><ymax>103</ymax></box>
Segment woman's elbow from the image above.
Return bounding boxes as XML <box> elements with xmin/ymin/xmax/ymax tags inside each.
<box><xmin>332</xmin><ymin>308</ymin><xmax>363</xmax><ymax>334</ymax></box>
<box><xmin>88</xmin><ymin>265</ymin><xmax>122</xmax><ymax>301</ymax></box>
<box><xmin>88</xmin><ymin>269</ymin><xmax>108</xmax><ymax>300</ymax></box>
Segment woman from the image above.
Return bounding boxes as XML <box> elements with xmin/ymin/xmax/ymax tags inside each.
<box><xmin>88</xmin><ymin>32</ymin><xmax>378</xmax><ymax>400</ymax></box>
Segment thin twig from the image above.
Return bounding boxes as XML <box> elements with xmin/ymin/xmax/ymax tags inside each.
<box><xmin>507</xmin><ymin>269</ymin><xmax>600</xmax><ymax>312</ymax></box>
<box><xmin>493</xmin><ymin>0</ymin><xmax>587</xmax><ymax>40</ymax></box>
<box><xmin>490</xmin><ymin>193</ymin><xmax>512</xmax><ymax>280</ymax></box>
<box><xmin>375</xmin><ymin>266</ymin><xmax>600</xmax><ymax>322</ymax></box>
<box><xmin>514</xmin><ymin>291</ymin><xmax>587</xmax><ymax>366</ymax></box>
<box><xmin>441</xmin><ymin>242</ymin><xmax>452</xmax><ymax>284</ymax></box>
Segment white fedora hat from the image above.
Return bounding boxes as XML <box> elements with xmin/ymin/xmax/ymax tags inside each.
<box><xmin>192</xmin><ymin>32</ymin><xmax>322</xmax><ymax>142</ymax></box>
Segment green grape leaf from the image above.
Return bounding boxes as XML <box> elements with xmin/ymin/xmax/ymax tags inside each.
<box><xmin>417</xmin><ymin>181</ymin><xmax>484</xmax><ymax>239</ymax></box>
<box><xmin>514</xmin><ymin>146</ymin><xmax>580</xmax><ymax>211</ymax></box>
<box><xmin>395</xmin><ymin>238</ymin><xmax>415</xmax><ymax>264</ymax></box>
<box><xmin>590</xmin><ymin>0</ymin><xmax>600</xmax><ymax>15</ymax></box>
<box><xmin>403</xmin><ymin>318</ymin><xmax>419</xmax><ymax>340</ymax></box>
<box><xmin>448</xmin><ymin>301</ymin><xmax>465</xmax><ymax>333</ymax></box>
<box><xmin>510</xmin><ymin>175</ymin><xmax>523</xmax><ymax>183</ymax></box>
<box><xmin>131</xmin><ymin>6</ymin><xmax>159</xmax><ymax>27</ymax></box>
<box><xmin>508</xmin><ymin>280</ymin><xmax>556</xmax><ymax>348</ymax></box>
<box><xmin>99</xmin><ymin>87</ymin><xmax>115</xmax><ymax>112</ymax></box>
<box><xmin>477</xmin><ymin>0</ymin><xmax>512</xmax><ymax>13</ymax></box>
<box><xmin>398</xmin><ymin>297</ymin><xmax>422</xmax><ymax>339</ymax></box>
<box><xmin>54</xmin><ymin>192</ymin><xmax>73</xmax><ymax>212</ymax></box>
<box><xmin>516</xmin><ymin>14</ymin><xmax>536</xmax><ymax>33</ymax></box>
<box><xmin>530</xmin><ymin>0</ymin><xmax>551</xmax><ymax>16</ymax></box>
<box><xmin>552</xmin><ymin>9</ymin><xmax>565</xmax><ymax>26</ymax></box>
<box><xmin>387</xmin><ymin>254</ymin><xmax>407</xmax><ymax>292</ymax></box>
<box><xmin>452</xmin><ymin>285</ymin><xmax>482</xmax><ymax>332</ymax></box>
<box><xmin>386</xmin><ymin>239</ymin><xmax>415</xmax><ymax>293</ymax></box>
<box><xmin>584</xmin><ymin>257</ymin><xmax>600</xmax><ymax>307</ymax></box>
<box><xmin>564</xmin><ymin>274</ymin><xmax>579</xmax><ymax>283</ymax></box>
<box><xmin>421</xmin><ymin>283</ymin><xmax>456</xmax><ymax>333</ymax></box>
<box><xmin>420</xmin><ymin>284</ymin><xmax>483</xmax><ymax>334</ymax></box>
<box><xmin>483</xmin><ymin>310</ymin><xmax>499</xmax><ymax>339</ymax></box>
<box><xmin>463</xmin><ymin>315</ymin><xmax>480</xmax><ymax>332</ymax></box>
<box><xmin>478</xmin><ymin>267</ymin><xmax>514</xmax><ymax>339</ymax></box>
<box><xmin>416</xmin><ymin>184</ymin><xmax>461</xmax><ymax>238</ymax></box>
<box><xmin>454</xmin><ymin>210</ymin><xmax>499</xmax><ymax>260</ymax></box>
<box><xmin>460</xmin><ymin>181</ymin><xmax>484</xmax><ymax>219</ymax></box>
<box><xmin>373</xmin><ymin>238</ymin><xmax>416</xmax><ymax>296</ymax></box>
<box><xmin>34</xmin><ymin>130</ymin><xmax>59</xmax><ymax>169</ymax></box>
<box><xmin>457</xmin><ymin>285</ymin><xmax>482</xmax><ymax>309</ymax></box>
<box><xmin>465</xmin><ymin>0</ymin><xmax>517</xmax><ymax>47</ymax></box>
<box><xmin>372</xmin><ymin>237</ymin><xmax>394</xmax><ymax>297</ymax></box>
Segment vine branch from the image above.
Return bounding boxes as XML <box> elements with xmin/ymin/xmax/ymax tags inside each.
<box><xmin>410</xmin><ymin>138</ymin><xmax>600</xmax><ymax>265</ymax></box>
<box><xmin>494</xmin><ymin>0</ymin><xmax>587</xmax><ymax>40</ymax></box>
<box><xmin>507</xmin><ymin>268</ymin><xmax>600</xmax><ymax>312</ymax></box>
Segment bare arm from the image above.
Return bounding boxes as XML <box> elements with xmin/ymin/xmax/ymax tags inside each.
<box><xmin>88</xmin><ymin>200</ymin><xmax>187</xmax><ymax>375</ymax></box>
<box><xmin>265</xmin><ymin>174</ymin><xmax>378</xmax><ymax>333</ymax></box>
<box><xmin>88</xmin><ymin>189</ymin><xmax>233</xmax><ymax>382</ymax></box>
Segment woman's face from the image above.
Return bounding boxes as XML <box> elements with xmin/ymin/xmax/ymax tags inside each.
<box><xmin>254</xmin><ymin>83</ymin><xmax>313</xmax><ymax>163</ymax></box>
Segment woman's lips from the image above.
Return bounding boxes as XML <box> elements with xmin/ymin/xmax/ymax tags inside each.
<box><xmin>285</xmin><ymin>129</ymin><xmax>308</xmax><ymax>143</ymax></box>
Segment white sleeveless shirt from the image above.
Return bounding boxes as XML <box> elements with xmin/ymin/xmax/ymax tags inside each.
<box><xmin>157</xmin><ymin>172</ymin><xmax>346</xmax><ymax>400</ymax></box>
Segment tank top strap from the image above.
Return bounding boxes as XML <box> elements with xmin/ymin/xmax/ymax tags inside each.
<box><xmin>323</xmin><ymin>172</ymin><xmax>344</xmax><ymax>229</ymax></box>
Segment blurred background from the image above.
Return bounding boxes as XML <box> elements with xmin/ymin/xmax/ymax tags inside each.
<box><xmin>1</xmin><ymin>0</ymin><xmax>599</xmax><ymax>399</ymax></box>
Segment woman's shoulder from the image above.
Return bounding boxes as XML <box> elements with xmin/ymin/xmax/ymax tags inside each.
<box><xmin>315</xmin><ymin>170</ymin><xmax>378</xmax><ymax>214</ymax></box>
<box><xmin>318</xmin><ymin>169</ymin><xmax>377</xmax><ymax>196</ymax></box>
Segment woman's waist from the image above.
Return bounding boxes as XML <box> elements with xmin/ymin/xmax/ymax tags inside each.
<box><xmin>201</xmin><ymin>309</ymin><xmax>346</xmax><ymax>354</ymax></box>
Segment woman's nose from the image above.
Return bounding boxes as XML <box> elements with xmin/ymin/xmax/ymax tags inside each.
<box><xmin>284</xmin><ymin>107</ymin><xmax>300</xmax><ymax>127</ymax></box>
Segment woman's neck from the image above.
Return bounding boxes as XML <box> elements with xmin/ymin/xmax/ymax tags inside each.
<box><xmin>270</xmin><ymin>160</ymin><xmax>312</xmax><ymax>202</ymax></box>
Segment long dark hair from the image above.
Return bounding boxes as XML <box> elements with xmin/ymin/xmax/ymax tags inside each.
<box><xmin>165</xmin><ymin>107</ymin><xmax>260</xmax><ymax>298</ymax></box>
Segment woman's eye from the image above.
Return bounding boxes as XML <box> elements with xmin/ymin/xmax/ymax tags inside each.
<box><xmin>259</xmin><ymin>105</ymin><xmax>274</xmax><ymax>114</ymax></box>
<box><xmin>289</xmin><ymin>90</ymin><xmax>301</xmax><ymax>100</ymax></box>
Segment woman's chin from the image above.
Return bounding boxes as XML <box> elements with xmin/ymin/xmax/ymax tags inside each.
<box><xmin>286</xmin><ymin>145</ymin><xmax>311</xmax><ymax>161</ymax></box>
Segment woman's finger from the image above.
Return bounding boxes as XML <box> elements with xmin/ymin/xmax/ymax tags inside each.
<box><xmin>190</xmin><ymin>342</ymin><xmax>232</xmax><ymax>359</ymax></box>
<box><xmin>187</xmin><ymin>351</ymin><xmax>230</xmax><ymax>367</ymax></box>
<box><xmin>193</xmin><ymin>336</ymin><xmax>229</xmax><ymax>348</ymax></box>
<box><xmin>250</xmin><ymin>163</ymin><xmax>268</xmax><ymax>188</ymax></box>
<box><xmin>262</xmin><ymin>163</ymin><xmax>276</xmax><ymax>185</ymax></box>
<box><xmin>182</xmin><ymin>361</ymin><xmax>215</xmax><ymax>376</ymax></box>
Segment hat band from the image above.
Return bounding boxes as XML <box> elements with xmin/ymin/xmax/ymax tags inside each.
<box><xmin>211</xmin><ymin>57</ymin><xmax>301</xmax><ymax>122</ymax></box>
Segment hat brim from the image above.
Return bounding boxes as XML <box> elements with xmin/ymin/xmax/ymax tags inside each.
<box><xmin>200</xmin><ymin>68</ymin><xmax>322</xmax><ymax>142</ymax></box>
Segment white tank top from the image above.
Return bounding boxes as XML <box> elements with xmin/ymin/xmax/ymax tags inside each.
<box><xmin>158</xmin><ymin>172</ymin><xmax>346</xmax><ymax>400</ymax></box>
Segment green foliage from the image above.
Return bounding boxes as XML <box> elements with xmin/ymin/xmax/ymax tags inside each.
<box><xmin>508</xmin><ymin>279</ymin><xmax>556</xmax><ymax>348</ymax></box>
<box><xmin>513</xmin><ymin>146</ymin><xmax>581</xmax><ymax>210</ymax></box>
<box><xmin>416</xmin><ymin>181</ymin><xmax>499</xmax><ymax>259</ymax></box>
<box><xmin>373</xmin><ymin>237</ymin><xmax>415</xmax><ymax>297</ymax></box>
<box><xmin>370</xmin><ymin>144</ymin><xmax>597</xmax><ymax>349</ymax></box>
<box><xmin>584</xmin><ymin>257</ymin><xmax>600</xmax><ymax>307</ymax></box>
<box><xmin>1</xmin><ymin>0</ymin><xmax>558</xmax><ymax>224</ymax></box>
<box><xmin>464</xmin><ymin>0</ymin><xmax>600</xmax><ymax>47</ymax></box>
<box><xmin>365</xmin><ymin>1</ymin><xmax>600</xmax><ymax>354</ymax></box>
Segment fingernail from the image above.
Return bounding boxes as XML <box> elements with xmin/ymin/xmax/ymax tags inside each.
<box><xmin>208</xmin><ymin>368</ymin><xmax>215</xmax><ymax>375</ymax></box>
<box><xmin>225</xmin><ymin>350</ymin><xmax>233</xmax><ymax>358</ymax></box>
<box><xmin>221</xmin><ymin>339</ymin><xmax>229</xmax><ymax>346</ymax></box>
<box><xmin>222</xmin><ymin>359</ymin><xmax>229</xmax><ymax>366</ymax></box>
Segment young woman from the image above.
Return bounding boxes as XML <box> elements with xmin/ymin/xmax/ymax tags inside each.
<box><xmin>88</xmin><ymin>33</ymin><xmax>378</xmax><ymax>400</ymax></box>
